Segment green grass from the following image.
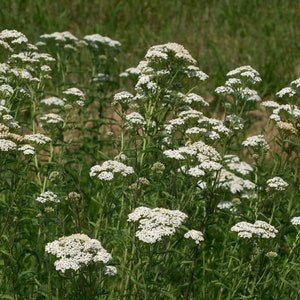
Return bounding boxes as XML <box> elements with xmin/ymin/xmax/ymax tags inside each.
<box><xmin>1</xmin><ymin>0</ymin><xmax>300</xmax><ymax>95</ymax></box>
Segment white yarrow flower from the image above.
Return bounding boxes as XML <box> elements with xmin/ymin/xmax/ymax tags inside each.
<box><xmin>0</xmin><ymin>139</ymin><xmax>17</xmax><ymax>151</ymax></box>
<box><xmin>266</xmin><ymin>177</ymin><xmax>289</xmax><ymax>191</ymax></box>
<box><xmin>128</xmin><ymin>207</ymin><xmax>188</xmax><ymax>243</ymax></box>
<box><xmin>184</xmin><ymin>230</ymin><xmax>204</xmax><ymax>244</ymax></box>
<box><xmin>231</xmin><ymin>220</ymin><xmax>278</xmax><ymax>239</ymax></box>
<box><xmin>36</xmin><ymin>191</ymin><xmax>60</xmax><ymax>204</ymax></box>
<box><xmin>18</xmin><ymin>144</ymin><xmax>35</xmax><ymax>155</ymax></box>
<box><xmin>40</xmin><ymin>113</ymin><xmax>64</xmax><ymax>124</ymax></box>
<box><xmin>45</xmin><ymin>234</ymin><xmax>112</xmax><ymax>273</ymax></box>
<box><xmin>291</xmin><ymin>217</ymin><xmax>300</xmax><ymax>226</ymax></box>
<box><xmin>90</xmin><ymin>160</ymin><xmax>134</xmax><ymax>181</ymax></box>
<box><xmin>24</xmin><ymin>133</ymin><xmax>51</xmax><ymax>144</ymax></box>
<box><xmin>41</xmin><ymin>96</ymin><xmax>65</xmax><ymax>107</ymax></box>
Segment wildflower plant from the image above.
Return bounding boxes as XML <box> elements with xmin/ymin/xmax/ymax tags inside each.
<box><xmin>1</xmin><ymin>28</ymin><xmax>300</xmax><ymax>300</ymax></box>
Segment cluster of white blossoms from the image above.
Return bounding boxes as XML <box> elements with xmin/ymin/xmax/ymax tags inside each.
<box><xmin>0</xmin><ymin>29</ymin><xmax>56</xmax><ymax>88</ymax></box>
<box><xmin>24</xmin><ymin>133</ymin><xmax>52</xmax><ymax>145</ymax></box>
<box><xmin>36</xmin><ymin>191</ymin><xmax>60</xmax><ymax>204</ymax></box>
<box><xmin>177</xmin><ymin>92</ymin><xmax>209</xmax><ymax>106</ymax></box>
<box><xmin>0</xmin><ymin>29</ymin><xmax>60</xmax><ymax>157</ymax></box>
<box><xmin>261</xmin><ymin>106</ymin><xmax>299</xmax><ymax>137</ymax></box>
<box><xmin>90</xmin><ymin>160</ymin><xmax>134</xmax><ymax>181</ymax></box>
<box><xmin>83</xmin><ymin>33</ymin><xmax>121</xmax><ymax>50</ymax></box>
<box><xmin>113</xmin><ymin>91</ymin><xmax>134</xmax><ymax>105</ymax></box>
<box><xmin>115</xmin><ymin>43</ymin><xmax>209</xmax><ymax>143</ymax></box>
<box><xmin>242</xmin><ymin>134</ymin><xmax>270</xmax><ymax>152</ymax></box>
<box><xmin>165</xmin><ymin>110</ymin><xmax>233</xmax><ymax>143</ymax></box>
<box><xmin>266</xmin><ymin>176</ymin><xmax>289</xmax><ymax>191</ymax></box>
<box><xmin>217</xmin><ymin>169</ymin><xmax>256</xmax><ymax>194</ymax></box>
<box><xmin>231</xmin><ymin>220</ymin><xmax>278</xmax><ymax>239</ymax></box>
<box><xmin>45</xmin><ymin>234</ymin><xmax>112</xmax><ymax>273</ymax></box>
<box><xmin>184</xmin><ymin>229</ymin><xmax>204</xmax><ymax>244</ymax></box>
<box><xmin>128</xmin><ymin>207</ymin><xmax>188</xmax><ymax>243</ymax></box>
<box><xmin>145</xmin><ymin>43</ymin><xmax>197</xmax><ymax>65</ymax></box>
<box><xmin>18</xmin><ymin>144</ymin><xmax>35</xmax><ymax>155</ymax></box>
<box><xmin>217</xmin><ymin>201</ymin><xmax>238</xmax><ymax>213</ymax></box>
<box><xmin>40</xmin><ymin>113</ymin><xmax>64</xmax><ymax>125</ymax></box>
<box><xmin>62</xmin><ymin>87</ymin><xmax>86</xmax><ymax>107</ymax></box>
<box><xmin>291</xmin><ymin>217</ymin><xmax>300</xmax><ymax>226</ymax></box>
<box><xmin>223</xmin><ymin>155</ymin><xmax>253</xmax><ymax>175</ymax></box>
<box><xmin>102</xmin><ymin>265</ymin><xmax>117</xmax><ymax>276</ymax></box>
<box><xmin>41</xmin><ymin>96</ymin><xmax>65</xmax><ymax>107</ymax></box>
<box><xmin>40</xmin><ymin>31</ymin><xmax>78</xmax><ymax>45</ymax></box>
<box><xmin>0</xmin><ymin>29</ymin><xmax>28</xmax><ymax>52</ymax></box>
<box><xmin>215</xmin><ymin>65</ymin><xmax>261</xmax><ymax>102</ymax></box>
<box><xmin>260</xmin><ymin>77</ymin><xmax>300</xmax><ymax>136</ymax></box>
<box><xmin>0</xmin><ymin>138</ymin><xmax>17</xmax><ymax>151</ymax></box>
<box><xmin>125</xmin><ymin>112</ymin><xmax>146</xmax><ymax>128</ymax></box>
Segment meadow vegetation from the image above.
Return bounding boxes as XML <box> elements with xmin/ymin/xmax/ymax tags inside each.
<box><xmin>0</xmin><ymin>1</ymin><xmax>300</xmax><ymax>299</ymax></box>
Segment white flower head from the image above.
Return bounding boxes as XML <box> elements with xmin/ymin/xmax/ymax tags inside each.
<box><xmin>231</xmin><ymin>220</ymin><xmax>278</xmax><ymax>239</ymax></box>
<box><xmin>290</xmin><ymin>78</ymin><xmax>300</xmax><ymax>88</ymax></box>
<box><xmin>41</xmin><ymin>96</ymin><xmax>65</xmax><ymax>107</ymax></box>
<box><xmin>40</xmin><ymin>31</ymin><xmax>78</xmax><ymax>46</ymax></box>
<box><xmin>90</xmin><ymin>160</ymin><xmax>134</xmax><ymax>181</ymax></box>
<box><xmin>184</xmin><ymin>230</ymin><xmax>204</xmax><ymax>244</ymax></box>
<box><xmin>0</xmin><ymin>139</ymin><xmax>17</xmax><ymax>151</ymax></box>
<box><xmin>242</xmin><ymin>135</ymin><xmax>270</xmax><ymax>152</ymax></box>
<box><xmin>24</xmin><ymin>133</ymin><xmax>51</xmax><ymax>145</ymax></box>
<box><xmin>145</xmin><ymin>43</ymin><xmax>197</xmax><ymax>65</ymax></box>
<box><xmin>45</xmin><ymin>233</ymin><xmax>112</xmax><ymax>273</ymax></box>
<box><xmin>276</xmin><ymin>87</ymin><xmax>296</xmax><ymax>98</ymax></box>
<box><xmin>182</xmin><ymin>93</ymin><xmax>209</xmax><ymax>106</ymax></box>
<box><xmin>224</xmin><ymin>155</ymin><xmax>253</xmax><ymax>175</ymax></box>
<box><xmin>128</xmin><ymin>206</ymin><xmax>188</xmax><ymax>243</ymax></box>
<box><xmin>36</xmin><ymin>191</ymin><xmax>60</xmax><ymax>204</ymax></box>
<box><xmin>291</xmin><ymin>217</ymin><xmax>300</xmax><ymax>226</ymax></box>
<box><xmin>18</xmin><ymin>144</ymin><xmax>35</xmax><ymax>155</ymax></box>
<box><xmin>266</xmin><ymin>177</ymin><xmax>289</xmax><ymax>191</ymax></box>
<box><xmin>103</xmin><ymin>265</ymin><xmax>117</xmax><ymax>276</ymax></box>
<box><xmin>40</xmin><ymin>113</ymin><xmax>64</xmax><ymax>124</ymax></box>
<box><xmin>125</xmin><ymin>112</ymin><xmax>146</xmax><ymax>127</ymax></box>
<box><xmin>217</xmin><ymin>169</ymin><xmax>255</xmax><ymax>194</ymax></box>
<box><xmin>226</xmin><ymin>65</ymin><xmax>261</xmax><ymax>84</ymax></box>
<box><xmin>113</xmin><ymin>91</ymin><xmax>134</xmax><ymax>104</ymax></box>
<box><xmin>183</xmin><ymin>65</ymin><xmax>209</xmax><ymax>81</ymax></box>
<box><xmin>83</xmin><ymin>34</ymin><xmax>121</xmax><ymax>50</ymax></box>
<box><xmin>63</xmin><ymin>87</ymin><xmax>85</xmax><ymax>106</ymax></box>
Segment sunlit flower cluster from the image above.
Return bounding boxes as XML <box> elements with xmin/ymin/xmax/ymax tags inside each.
<box><xmin>90</xmin><ymin>160</ymin><xmax>134</xmax><ymax>181</ymax></box>
<box><xmin>242</xmin><ymin>134</ymin><xmax>270</xmax><ymax>152</ymax></box>
<box><xmin>231</xmin><ymin>220</ymin><xmax>278</xmax><ymax>239</ymax></box>
<box><xmin>83</xmin><ymin>33</ymin><xmax>121</xmax><ymax>50</ymax></box>
<box><xmin>40</xmin><ymin>113</ymin><xmax>64</xmax><ymax>125</ymax></box>
<box><xmin>184</xmin><ymin>229</ymin><xmax>204</xmax><ymax>244</ymax></box>
<box><xmin>36</xmin><ymin>191</ymin><xmax>60</xmax><ymax>204</ymax></box>
<box><xmin>128</xmin><ymin>206</ymin><xmax>188</xmax><ymax>243</ymax></box>
<box><xmin>291</xmin><ymin>217</ymin><xmax>300</xmax><ymax>225</ymax></box>
<box><xmin>266</xmin><ymin>177</ymin><xmax>289</xmax><ymax>191</ymax></box>
<box><xmin>217</xmin><ymin>169</ymin><xmax>256</xmax><ymax>194</ymax></box>
<box><xmin>45</xmin><ymin>234</ymin><xmax>112</xmax><ymax>273</ymax></box>
<box><xmin>62</xmin><ymin>87</ymin><xmax>86</xmax><ymax>107</ymax></box>
<box><xmin>24</xmin><ymin>133</ymin><xmax>52</xmax><ymax>145</ymax></box>
<box><xmin>215</xmin><ymin>66</ymin><xmax>261</xmax><ymax>103</ymax></box>
<box><xmin>223</xmin><ymin>155</ymin><xmax>253</xmax><ymax>175</ymax></box>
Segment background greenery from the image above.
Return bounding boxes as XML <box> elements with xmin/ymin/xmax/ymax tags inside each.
<box><xmin>1</xmin><ymin>0</ymin><xmax>299</xmax><ymax>95</ymax></box>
